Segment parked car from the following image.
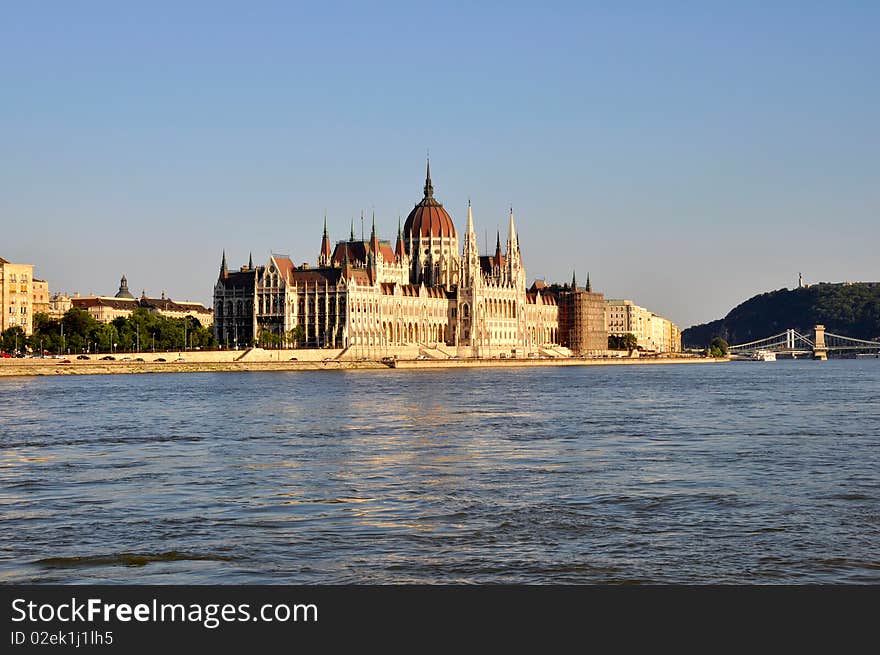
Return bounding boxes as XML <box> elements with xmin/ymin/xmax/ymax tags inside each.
<box><xmin>120</xmin><ymin>357</ymin><xmax>132</xmax><ymax>361</ymax></box>
<box><xmin>174</xmin><ymin>357</ymin><xmax>185</xmax><ymax>363</ymax></box>
<box><xmin>135</xmin><ymin>357</ymin><xmax>145</xmax><ymax>362</ymax></box>
<box><xmin>101</xmin><ymin>355</ymin><xmax>116</xmax><ymax>361</ymax></box>
<box><xmin>0</xmin><ymin>353</ymin><xmax>12</xmax><ymax>359</ymax></box>
<box><xmin>155</xmin><ymin>358</ymin><xmax>167</xmax><ymax>362</ymax></box>
<box><xmin>289</xmin><ymin>357</ymin><xmax>299</xmax><ymax>361</ymax></box>
<box><xmin>59</xmin><ymin>359</ymin><xmax>72</xmax><ymax>364</ymax></box>
<box><xmin>76</xmin><ymin>355</ymin><xmax>90</xmax><ymax>360</ymax></box>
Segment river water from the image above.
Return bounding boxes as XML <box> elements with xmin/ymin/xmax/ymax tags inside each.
<box><xmin>1</xmin><ymin>360</ymin><xmax>878</xmax><ymax>584</ymax></box>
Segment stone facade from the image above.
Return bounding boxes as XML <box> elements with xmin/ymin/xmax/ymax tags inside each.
<box><xmin>605</xmin><ymin>299</ymin><xmax>681</xmax><ymax>352</ymax></box>
<box><xmin>0</xmin><ymin>257</ymin><xmax>36</xmax><ymax>335</ymax></box>
<box><xmin>213</xmin><ymin>165</ymin><xmax>610</xmax><ymax>357</ymax></box>
<box><xmin>48</xmin><ymin>293</ymin><xmax>72</xmax><ymax>319</ymax></box>
<box><xmin>71</xmin><ymin>276</ymin><xmax>213</xmax><ymax>326</ymax></box>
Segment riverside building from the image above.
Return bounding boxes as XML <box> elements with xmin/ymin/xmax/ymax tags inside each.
<box><xmin>0</xmin><ymin>256</ymin><xmax>51</xmax><ymax>335</ymax></box>
<box><xmin>605</xmin><ymin>299</ymin><xmax>681</xmax><ymax>352</ymax></box>
<box><xmin>70</xmin><ymin>275</ymin><xmax>214</xmax><ymax>326</ymax></box>
<box><xmin>213</xmin><ymin>164</ymin><xmax>607</xmax><ymax>357</ymax></box>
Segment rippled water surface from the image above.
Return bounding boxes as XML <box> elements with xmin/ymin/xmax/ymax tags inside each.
<box><xmin>1</xmin><ymin>361</ymin><xmax>878</xmax><ymax>584</ymax></box>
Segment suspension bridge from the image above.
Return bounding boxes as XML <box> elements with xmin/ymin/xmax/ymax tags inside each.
<box><xmin>728</xmin><ymin>325</ymin><xmax>880</xmax><ymax>360</ymax></box>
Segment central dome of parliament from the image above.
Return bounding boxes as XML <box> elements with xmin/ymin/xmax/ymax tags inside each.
<box><xmin>403</xmin><ymin>162</ymin><xmax>457</xmax><ymax>240</ymax></box>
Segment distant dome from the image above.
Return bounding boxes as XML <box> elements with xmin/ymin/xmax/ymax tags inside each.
<box><xmin>403</xmin><ymin>162</ymin><xmax>456</xmax><ymax>240</ymax></box>
<box><xmin>115</xmin><ymin>274</ymin><xmax>135</xmax><ymax>299</ymax></box>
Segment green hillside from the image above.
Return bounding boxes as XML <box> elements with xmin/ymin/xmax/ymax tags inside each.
<box><xmin>683</xmin><ymin>283</ymin><xmax>880</xmax><ymax>348</ymax></box>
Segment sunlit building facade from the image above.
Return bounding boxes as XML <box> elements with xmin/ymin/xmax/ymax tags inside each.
<box><xmin>214</xmin><ymin>165</ymin><xmax>606</xmax><ymax>356</ymax></box>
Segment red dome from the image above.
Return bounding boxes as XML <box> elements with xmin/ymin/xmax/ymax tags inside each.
<box><xmin>403</xmin><ymin>162</ymin><xmax>457</xmax><ymax>240</ymax></box>
<box><xmin>404</xmin><ymin>203</ymin><xmax>456</xmax><ymax>239</ymax></box>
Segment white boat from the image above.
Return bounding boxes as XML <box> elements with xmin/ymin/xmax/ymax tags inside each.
<box><xmin>752</xmin><ymin>350</ymin><xmax>777</xmax><ymax>361</ymax></box>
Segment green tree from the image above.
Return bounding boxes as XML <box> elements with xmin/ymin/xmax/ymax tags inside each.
<box><xmin>710</xmin><ymin>337</ymin><xmax>729</xmax><ymax>357</ymax></box>
<box><xmin>1</xmin><ymin>326</ymin><xmax>27</xmax><ymax>353</ymax></box>
<box><xmin>258</xmin><ymin>328</ymin><xmax>282</xmax><ymax>349</ymax></box>
<box><xmin>288</xmin><ymin>325</ymin><xmax>306</xmax><ymax>347</ymax></box>
<box><xmin>622</xmin><ymin>333</ymin><xmax>638</xmax><ymax>351</ymax></box>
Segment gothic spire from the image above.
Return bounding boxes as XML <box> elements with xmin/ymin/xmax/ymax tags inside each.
<box><xmin>350</xmin><ymin>218</ymin><xmax>355</xmax><ymax>241</ymax></box>
<box><xmin>424</xmin><ymin>156</ymin><xmax>434</xmax><ymax>199</ymax></box>
<box><xmin>319</xmin><ymin>216</ymin><xmax>332</xmax><ymax>267</ymax></box>
<box><xmin>248</xmin><ymin>252</ymin><xmax>253</xmax><ymax>270</ymax></box>
<box><xmin>220</xmin><ymin>250</ymin><xmax>228</xmax><ymax>278</ymax></box>
<box><xmin>507</xmin><ymin>207</ymin><xmax>519</xmax><ymax>257</ymax></box>
<box><xmin>572</xmin><ymin>270</ymin><xmax>577</xmax><ymax>290</ymax></box>
<box><xmin>369</xmin><ymin>211</ymin><xmax>380</xmax><ymax>264</ymax></box>
<box><xmin>586</xmin><ymin>272</ymin><xmax>592</xmax><ymax>292</ymax></box>
<box><xmin>395</xmin><ymin>215</ymin><xmax>405</xmax><ymax>261</ymax></box>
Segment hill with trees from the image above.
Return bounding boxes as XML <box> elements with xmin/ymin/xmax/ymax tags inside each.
<box><xmin>682</xmin><ymin>282</ymin><xmax>880</xmax><ymax>348</ymax></box>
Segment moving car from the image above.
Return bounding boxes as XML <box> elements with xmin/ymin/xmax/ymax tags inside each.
<box><xmin>101</xmin><ymin>355</ymin><xmax>116</xmax><ymax>361</ymax></box>
<box><xmin>77</xmin><ymin>355</ymin><xmax>90</xmax><ymax>360</ymax></box>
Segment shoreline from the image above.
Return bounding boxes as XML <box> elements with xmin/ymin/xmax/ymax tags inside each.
<box><xmin>0</xmin><ymin>356</ymin><xmax>725</xmax><ymax>377</ymax></box>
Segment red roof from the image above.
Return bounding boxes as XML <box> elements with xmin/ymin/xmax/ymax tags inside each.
<box><xmin>331</xmin><ymin>240</ymin><xmax>395</xmax><ymax>266</ymax></box>
<box><xmin>404</xmin><ymin>202</ymin><xmax>456</xmax><ymax>240</ymax></box>
<box><xmin>271</xmin><ymin>256</ymin><xmax>296</xmax><ymax>281</ymax></box>
<box><xmin>479</xmin><ymin>254</ymin><xmax>505</xmax><ymax>273</ymax></box>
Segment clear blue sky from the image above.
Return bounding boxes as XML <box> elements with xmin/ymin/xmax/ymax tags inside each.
<box><xmin>2</xmin><ymin>1</ymin><xmax>878</xmax><ymax>328</ymax></box>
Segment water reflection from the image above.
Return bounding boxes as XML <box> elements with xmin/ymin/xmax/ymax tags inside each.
<box><xmin>0</xmin><ymin>362</ymin><xmax>879</xmax><ymax>583</ymax></box>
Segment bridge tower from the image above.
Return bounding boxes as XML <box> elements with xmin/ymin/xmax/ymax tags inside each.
<box><xmin>813</xmin><ymin>324</ymin><xmax>828</xmax><ymax>361</ymax></box>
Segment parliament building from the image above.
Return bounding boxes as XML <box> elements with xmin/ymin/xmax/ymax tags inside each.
<box><xmin>213</xmin><ymin>164</ymin><xmax>606</xmax><ymax>357</ymax></box>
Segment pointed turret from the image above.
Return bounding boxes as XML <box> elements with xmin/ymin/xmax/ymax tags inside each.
<box><xmin>494</xmin><ymin>230</ymin><xmax>502</xmax><ymax>263</ymax></box>
<box><xmin>220</xmin><ymin>250</ymin><xmax>228</xmax><ymax>279</ymax></box>
<box><xmin>571</xmin><ymin>270</ymin><xmax>578</xmax><ymax>291</ymax></box>
<box><xmin>248</xmin><ymin>252</ymin><xmax>254</xmax><ymax>270</ymax></box>
<box><xmin>395</xmin><ymin>216</ymin><xmax>405</xmax><ymax>261</ymax></box>
<box><xmin>424</xmin><ymin>157</ymin><xmax>434</xmax><ymax>199</ymax></box>
<box><xmin>505</xmin><ymin>207</ymin><xmax>523</xmax><ymax>286</ymax></box>
<box><xmin>369</xmin><ymin>212</ymin><xmax>380</xmax><ymax>268</ymax></box>
<box><xmin>462</xmin><ymin>199</ymin><xmax>480</xmax><ymax>286</ymax></box>
<box><xmin>342</xmin><ymin>242</ymin><xmax>351</xmax><ymax>277</ymax></box>
<box><xmin>318</xmin><ymin>215</ymin><xmax>332</xmax><ymax>267</ymax></box>
<box><xmin>350</xmin><ymin>219</ymin><xmax>356</xmax><ymax>241</ymax></box>
<box><xmin>506</xmin><ymin>207</ymin><xmax>520</xmax><ymax>259</ymax></box>
<box><xmin>586</xmin><ymin>272</ymin><xmax>592</xmax><ymax>293</ymax></box>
